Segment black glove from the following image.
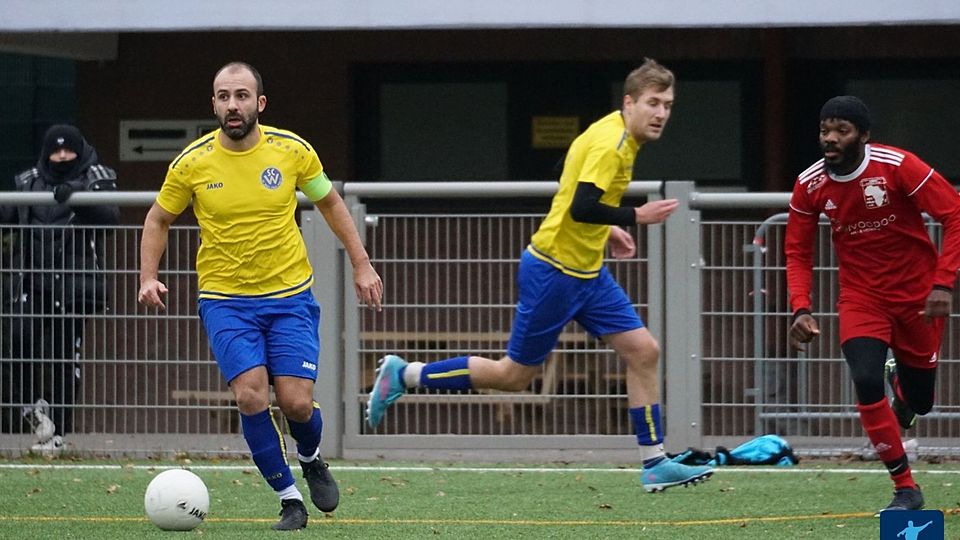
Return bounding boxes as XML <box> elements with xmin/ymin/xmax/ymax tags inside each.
<box><xmin>53</xmin><ymin>183</ymin><xmax>75</xmax><ymax>204</ymax></box>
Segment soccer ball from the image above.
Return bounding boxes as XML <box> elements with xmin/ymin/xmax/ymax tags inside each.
<box><xmin>144</xmin><ymin>469</ymin><xmax>209</xmax><ymax>531</ymax></box>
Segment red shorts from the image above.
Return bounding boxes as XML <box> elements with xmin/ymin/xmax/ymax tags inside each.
<box><xmin>838</xmin><ymin>300</ymin><xmax>944</xmax><ymax>369</ymax></box>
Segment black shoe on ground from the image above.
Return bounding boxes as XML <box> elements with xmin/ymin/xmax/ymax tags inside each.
<box><xmin>885</xmin><ymin>358</ymin><xmax>918</xmax><ymax>430</ymax></box>
<box><xmin>272</xmin><ymin>499</ymin><xmax>308</xmax><ymax>530</ymax></box>
<box><xmin>300</xmin><ymin>457</ymin><xmax>340</xmax><ymax>512</ymax></box>
<box><xmin>880</xmin><ymin>486</ymin><xmax>924</xmax><ymax>513</ymax></box>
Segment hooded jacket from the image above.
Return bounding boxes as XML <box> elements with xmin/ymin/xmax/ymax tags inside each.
<box><xmin>0</xmin><ymin>135</ymin><xmax>119</xmax><ymax>314</ymax></box>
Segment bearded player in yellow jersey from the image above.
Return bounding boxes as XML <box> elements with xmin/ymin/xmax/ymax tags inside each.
<box><xmin>367</xmin><ymin>58</ymin><xmax>713</xmax><ymax>493</ymax></box>
<box><xmin>138</xmin><ymin>62</ymin><xmax>382</xmax><ymax>530</ymax></box>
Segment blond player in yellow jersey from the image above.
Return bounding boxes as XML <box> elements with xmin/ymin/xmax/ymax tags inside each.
<box><xmin>138</xmin><ymin>62</ymin><xmax>382</xmax><ymax>531</ymax></box>
<box><xmin>367</xmin><ymin>58</ymin><xmax>713</xmax><ymax>493</ymax></box>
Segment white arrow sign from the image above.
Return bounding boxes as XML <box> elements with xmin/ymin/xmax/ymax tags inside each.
<box><xmin>119</xmin><ymin>120</ymin><xmax>218</xmax><ymax>162</ymax></box>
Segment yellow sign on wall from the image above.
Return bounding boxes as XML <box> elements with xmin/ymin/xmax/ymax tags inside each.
<box><xmin>531</xmin><ymin>116</ymin><xmax>579</xmax><ymax>149</ymax></box>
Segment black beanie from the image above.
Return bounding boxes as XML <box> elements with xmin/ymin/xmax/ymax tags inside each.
<box><xmin>41</xmin><ymin>124</ymin><xmax>84</xmax><ymax>158</ymax></box>
<box><xmin>819</xmin><ymin>96</ymin><xmax>871</xmax><ymax>133</ymax></box>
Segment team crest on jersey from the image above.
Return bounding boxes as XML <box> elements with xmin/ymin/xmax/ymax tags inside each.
<box><xmin>260</xmin><ymin>167</ymin><xmax>283</xmax><ymax>190</ymax></box>
<box><xmin>860</xmin><ymin>177</ymin><xmax>889</xmax><ymax>209</ymax></box>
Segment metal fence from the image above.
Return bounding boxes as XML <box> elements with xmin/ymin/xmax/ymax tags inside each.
<box><xmin>690</xmin><ymin>187</ymin><xmax>959</xmax><ymax>457</ymax></box>
<box><xmin>1</xmin><ymin>183</ymin><xmax>957</xmax><ymax>460</ymax></box>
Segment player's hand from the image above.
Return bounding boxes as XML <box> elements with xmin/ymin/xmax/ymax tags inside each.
<box><xmin>608</xmin><ymin>226</ymin><xmax>636</xmax><ymax>259</ymax></box>
<box><xmin>922</xmin><ymin>287</ymin><xmax>953</xmax><ymax>321</ymax></box>
<box><xmin>634</xmin><ymin>199</ymin><xmax>679</xmax><ymax>225</ymax></box>
<box><xmin>138</xmin><ymin>278</ymin><xmax>168</xmax><ymax>310</ymax></box>
<box><xmin>354</xmin><ymin>262</ymin><xmax>383</xmax><ymax>311</ymax></box>
<box><xmin>789</xmin><ymin>313</ymin><xmax>820</xmax><ymax>352</ymax></box>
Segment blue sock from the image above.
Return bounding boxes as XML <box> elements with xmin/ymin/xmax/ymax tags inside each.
<box><xmin>630</xmin><ymin>405</ymin><xmax>665</xmax><ymax>468</ymax></box>
<box><xmin>287</xmin><ymin>403</ymin><xmax>323</xmax><ymax>459</ymax></box>
<box><xmin>420</xmin><ymin>356</ymin><xmax>472</xmax><ymax>391</ymax></box>
<box><xmin>241</xmin><ymin>409</ymin><xmax>295</xmax><ymax>492</ymax></box>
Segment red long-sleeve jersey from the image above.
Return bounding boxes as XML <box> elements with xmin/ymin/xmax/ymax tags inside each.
<box><xmin>785</xmin><ymin>143</ymin><xmax>960</xmax><ymax>313</ymax></box>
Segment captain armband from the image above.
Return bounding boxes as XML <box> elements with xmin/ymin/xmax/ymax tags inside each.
<box><xmin>301</xmin><ymin>171</ymin><xmax>333</xmax><ymax>201</ymax></box>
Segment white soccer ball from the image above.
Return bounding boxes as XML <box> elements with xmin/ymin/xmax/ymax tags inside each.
<box><xmin>144</xmin><ymin>469</ymin><xmax>210</xmax><ymax>531</ymax></box>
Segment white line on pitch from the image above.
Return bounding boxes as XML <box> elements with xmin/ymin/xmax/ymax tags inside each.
<box><xmin>1</xmin><ymin>463</ymin><xmax>959</xmax><ymax>474</ymax></box>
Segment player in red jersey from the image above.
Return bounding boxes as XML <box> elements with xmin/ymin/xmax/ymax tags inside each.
<box><xmin>785</xmin><ymin>95</ymin><xmax>960</xmax><ymax>513</ymax></box>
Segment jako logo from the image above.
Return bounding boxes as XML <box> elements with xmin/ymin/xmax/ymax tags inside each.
<box><xmin>261</xmin><ymin>167</ymin><xmax>283</xmax><ymax>189</ymax></box>
<box><xmin>302</xmin><ymin>361</ymin><xmax>317</xmax><ymax>371</ymax></box>
<box><xmin>177</xmin><ymin>501</ymin><xmax>207</xmax><ymax>520</ymax></box>
<box><xmin>206</xmin><ymin>182</ymin><xmax>223</xmax><ymax>190</ymax></box>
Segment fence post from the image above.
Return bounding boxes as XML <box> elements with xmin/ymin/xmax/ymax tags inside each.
<box><xmin>302</xmin><ymin>198</ymin><xmax>346</xmax><ymax>458</ymax></box>
<box><xmin>662</xmin><ymin>181</ymin><xmax>703</xmax><ymax>450</ymax></box>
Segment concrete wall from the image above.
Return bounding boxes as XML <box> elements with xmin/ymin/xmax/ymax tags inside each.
<box><xmin>71</xmin><ymin>26</ymin><xmax>960</xmax><ymax>208</ymax></box>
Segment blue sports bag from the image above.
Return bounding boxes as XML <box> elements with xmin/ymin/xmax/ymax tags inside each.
<box><xmin>669</xmin><ymin>434</ymin><xmax>799</xmax><ymax>467</ymax></box>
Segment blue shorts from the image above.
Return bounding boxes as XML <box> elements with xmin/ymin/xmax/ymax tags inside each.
<box><xmin>198</xmin><ymin>289</ymin><xmax>321</xmax><ymax>383</ymax></box>
<box><xmin>507</xmin><ymin>250</ymin><xmax>644</xmax><ymax>366</ymax></box>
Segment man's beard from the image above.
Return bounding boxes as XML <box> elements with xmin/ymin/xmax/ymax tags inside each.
<box><xmin>821</xmin><ymin>143</ymin><xmax>859</xmax><ymax>174</ymax></box>
<box><xmin>219</xmin><ymin>111</ymin><xmax>257</xmax><ymax>140</ymax></box>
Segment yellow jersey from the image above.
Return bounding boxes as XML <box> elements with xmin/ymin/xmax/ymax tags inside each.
<box><xmin>529</xmin><ymin>111</ymin><xmax>639</xmax><ymax>277</ymax></box>
<box><xmin>156</xmin><ymin>124</ymin><xmax>324</xmax><ymax>299</ymax></box>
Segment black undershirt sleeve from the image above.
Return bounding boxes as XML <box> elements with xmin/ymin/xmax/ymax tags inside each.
<box><xmin>568</xmin><ymin>182</ymin><xmax>635</xmax><ymax>226</ymax></box>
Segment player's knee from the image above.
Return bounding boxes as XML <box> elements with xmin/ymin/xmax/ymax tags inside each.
<box><xmin>501</xmin><ymin>371</ymin><xmax>535</xmax><ymax>392</ymax></box>
<box><xmin>497</xmin><ymin>361</ymin><xmax>537</xmax><ymax>391</ymax></box>
<box><xmin>909</xmin><ymin>396</ymin><xmax>934</xmax><ymax>416</ymax></box>
<box><xmin>277</xmin><ymin>397</ymin><xmax>313</xmax><ymax>422</ymax></box>
<box><xmin>849</xmin><ymin>373</ymin><xmax>885</xmax><ymax>405</ymax></box>
<box><xmin>232</xmin><ymin>387</ymin><xmax>269</xmax><ymax>414</ymax></box>
<box><xmin>643</xmin><ymin>338</ymin><xmax>661</xmax><ymax>364</ymax></box>
<box><xmin>624</xmin><ymin>337</ymin><xmax>660</xmax><ymax>371</ymax></box>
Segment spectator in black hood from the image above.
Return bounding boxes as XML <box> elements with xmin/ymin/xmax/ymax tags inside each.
<box><xmin>1</xmin><ymin>124</ymin><xmax>119</xmax><ymax>455</ymax></box>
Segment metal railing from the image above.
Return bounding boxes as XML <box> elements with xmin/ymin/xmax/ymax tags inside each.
<box><xmin>2</xmin><ymin>182</ymin><xmax>957</xmax><ymax>460</ymax></box>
